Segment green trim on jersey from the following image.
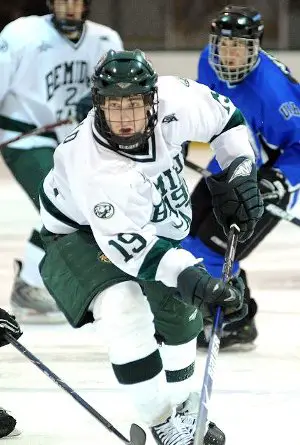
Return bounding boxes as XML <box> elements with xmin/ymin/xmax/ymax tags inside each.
<box><xmin>209</xmin><ymin>109</ymin><xmax>245</xmax><ymax>143</ymax></box>
<box><xmin>0</xmin><ymin>116</ymin><xmax>58</xmax><ymax>141</ymax></box>
<box><xmin>39</xmin><ymin>185</ymin><xmax>83</xmax><ymax>230</ymax></box>
<box><xmin>138</xmin><ymin>238</ymin><xmax>181</xmax><ymax>281</ymax></box>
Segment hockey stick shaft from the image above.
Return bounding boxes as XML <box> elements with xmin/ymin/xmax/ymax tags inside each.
<box><xmin>185</xmin><ymin>159</ymin><xmax>300</xmax><ymax>228</ymax></box>
<box><xmin>0</xmin><ymin>119</ymin><xmax>72</xmax><ymax>150</ymax></box>
<box><xmin>4</xmin><ymin>331</ymin><xmax>131</xmax><ymax>443</ymax></box>
<box><xmin>194</xmin><ymin>224</ymin><xmax>240</xmax><ymax>445</ymax></box>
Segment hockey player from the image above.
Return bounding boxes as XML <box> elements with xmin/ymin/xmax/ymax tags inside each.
<box><xmin>182</xmin><ymin>5</ymin><xmax>299</xmax><ymax>349</ymax></box>
<box><xmin>0</xmin><ymin>309</ymin><xmax>22</xmax><ymax>439</ymax></box>
<box><xmin>37</xmin><ymin>49</ymin><xmax>263</xmax><ymax>444</ymax></box>
<box><xmin>0</xmin><ymin>0</ymin><xmax>123</xmax><ymax>323</ymax></box>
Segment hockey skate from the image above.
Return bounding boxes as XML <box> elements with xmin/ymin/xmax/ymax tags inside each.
<box><xmin>177</xmin><ymin>393</ymin><xmax>226</xmax><ymax>445</ymax></box>
<box><xmin>10</xmin><ymin>260</ymin><xmax>66</xmax><ymax>324</ymax></box>
<box><xmin>197</xmin><ymin>317</ymin><xmax>257</xmax><ymax>351</ymax></box>
<box><xmin>0</xmin><ymin>408</ymin><xmax>21</xmax><ymax>439</ymax></box>
<box><xmin>151</xmin><ymin>412</ymin><xmax>194</xmax><ymax>445</ymax></box>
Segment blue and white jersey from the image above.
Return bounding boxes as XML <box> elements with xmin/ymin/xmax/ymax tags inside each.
<box><xmin>197</xmin><ymin>45</ymin><xmax>300</xmax><ymax>194</ymax></box>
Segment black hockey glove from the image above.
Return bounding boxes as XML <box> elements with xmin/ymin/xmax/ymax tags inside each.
<box><xmin>206</xmin><ymin>156</ymin><xmax>264</xmax><ymax>242</ymax></box>
<box><xmin>177</xmin><ymin>263</ymin><xmax>248</xmax><ymax>324</ymax></box>
<box><xmin>76</xmin><ymin>91</ymin><xmax>93</xmax><ymax>122</ymax></box>
<box><xmin>258</xmin><ymin>166</ymin><xmax>290</xmax><ymax>206</ymax></box>
<box><xmin>0</xmin><ymin>309</ymin><xmax>22</xmax><ymax>347</ymax></box>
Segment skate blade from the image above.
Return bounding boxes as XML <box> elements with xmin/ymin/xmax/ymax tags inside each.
<box><xmin>220</xmin><ymin>342</ymin><xmax>257</xmax><ymax>353</ymax></box>
<box><xmin>0</xmin><ymin>427</ymin><xmax>22</xmax><ymax>440</ymax></box>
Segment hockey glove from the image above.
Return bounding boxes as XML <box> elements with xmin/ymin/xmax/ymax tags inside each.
<box><xmin>258</xmin><ymin>166</ymin><xmax>290</xmax><ymax>206</ymax></box>
<box><xmin>0</xmin><ymin>308</ymin><xmax>22</xmax><ymax>347</ymax></box>
<box><xmin>76</xmin><ymin>91</ymin><xmax>93</xmax><ymax>122</ymax></box>
<box><xmin>206</xmin><ymin>156</ymin><xmax>264</xmax><ymax>242</ymax></box>
<box><xmin>177</xmin><ymin>262</ymin><xmax>247</xmax><ymax>324</ymax></box>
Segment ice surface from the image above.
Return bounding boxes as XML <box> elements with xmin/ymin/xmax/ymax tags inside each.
<box><xmin>0</xmin><ymin>151</ymin><xmax>299</xmax><ymax>444</ymax></box>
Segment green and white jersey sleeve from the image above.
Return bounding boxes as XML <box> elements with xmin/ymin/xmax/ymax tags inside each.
<box><xmin>158</xmin><ymin>76</ymin><xmax>255</xmax><ymax>167</ymax></box>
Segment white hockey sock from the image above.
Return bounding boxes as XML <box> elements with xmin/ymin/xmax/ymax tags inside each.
<box><xmin>90</xmin><ymin>282</ymin><xmax>173</xmax><ymax>426</ymax></box>
<box><xmin>20</xmin><ymin>227</ymin><xmax>45</xmax><ymax>288</ymax></box>
<box><xmin>160</xmin><ymin>338</ymin><xmax>197</xmax><ymax>407</ymax></box>
<box><xmin>123</xmin><ymin>370</ymin><xmax>173</xmax><ymax>426</ymax></box>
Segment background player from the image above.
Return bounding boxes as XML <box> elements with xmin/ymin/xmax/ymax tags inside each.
<box><xmin>182</xmin><ymin>5</ymin><xmax>300</xmax><ymax>349</ymax></box>
<box><xmin>0</xmin><ymin>0</ymin><xmax>123</xmax><ymax>323</ymax></box>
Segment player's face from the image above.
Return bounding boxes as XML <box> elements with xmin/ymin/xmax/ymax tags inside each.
<box><xmin>218</xmin><ymin>37</ymin><xmax>248</xmax><ymax>69</ymax></box>
<box><xmin>53</xmin><ymin>0</ymin><xmax>85</xmax><ymax>23</ymax></box>
<box><xmin>101</xmin><ymin>95</ymin><xmax>149</xmax><ymax>139</ymax></box>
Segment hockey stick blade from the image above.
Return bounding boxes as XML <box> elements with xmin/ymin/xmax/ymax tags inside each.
<box><xmin>130</xmin><ymin>424</ymin><xmax>147</xmax><ymax>445</ymax></box>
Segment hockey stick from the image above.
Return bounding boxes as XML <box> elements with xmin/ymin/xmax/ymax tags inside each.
<box><xmin>0</xmin><ymin>119</ymin><xmax>72</xmax><ymax>150</ymax></box>
<box><xmin>3</xmin><ymin>331</ymin><xmax>146</xmax><ymax>445</ymax></box>
<box><xmin>185</xmin><ymin>159</ymin><xmax>300</xmax><ymax>228</ymax></box>
<box><xmin>194</xmin><ymin>223</ymin><xmax>240</xmax><ymax>445</ymax></box>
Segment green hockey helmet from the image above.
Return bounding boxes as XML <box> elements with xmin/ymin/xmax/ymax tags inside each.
<box><xmin>92</xmin><ymin>49</ymin><xmax>158</xmax><ymax>152</ymax></box>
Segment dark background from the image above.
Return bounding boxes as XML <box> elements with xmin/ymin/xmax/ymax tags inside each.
<box><xmin>0</xmin><ymin>1</ymin><xmax>298</xmax><ymax>50</ymax></box>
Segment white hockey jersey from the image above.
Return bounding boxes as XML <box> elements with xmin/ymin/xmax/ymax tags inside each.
<box><xmin>0</xmin><ymin>14</ymin><xmax>123</xmax><ymax>149</ymax></box>
<box><xmin>40</xmin><ymin>76</ymin><xmax>255</xmax><ymax>288</ymax></box>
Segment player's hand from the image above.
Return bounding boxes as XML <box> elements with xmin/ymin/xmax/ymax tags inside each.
<box><xmin>206</xmin><ymin>156</ymin><xmax>264</xmax><ymax>242</ymax></box>
<box><xmin>0</xmin><ymin>309</ymin><xmax>22</xmax><ymax>347</ymax></box>
<box><xmin>177</xmin><ymin>262</ymin><xmax>247</xmax><ymax>323</ymax></box>
<box><xmin>258</xmin><ymin>166</ymin><xmax>290</xmax><ymax>205</ymax></box>
<box><xmin>76</xmin><ymin>92</ymin><xmax>93</xmax><ymax>122</ymax></box>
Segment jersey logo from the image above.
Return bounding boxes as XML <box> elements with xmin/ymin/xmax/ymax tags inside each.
<box><xmin>98</xmin><ymin>253</ymin><xmax>111</xmax><ymax>263</ymax></box>
<box><xmin>117</xmin><ymin>82</ymin><xmax>132</xmax><ymax>89</ymax></box>
<box><xmin>178</xmin><ymin>77</ymin><xmax>190</xmax><ymax>87</ymax></box>
<box><xmin>162</xmin><ymin>113</ymin><xmax>178</xmax><ymax>124</ymax></box>
<box><xmin>94</xmin><ymin>202</ymin><xmax>115</xmax><ymax>219</ymax></box>
<box><xmin>228</xmin><ymin>159</ymin><xmax>252</xmax><ymax>183</ymax></box>
<box><xmin>38</xmin><ymin>41</ymin><xmax>53</xmax><ymax>52</ymax></box>
<box><xmin>279</xmin><ymin>102</ymin><xmax>300</xmax><ymax>120</ymax></box>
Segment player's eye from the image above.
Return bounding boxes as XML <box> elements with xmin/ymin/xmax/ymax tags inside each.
<box><xmin>130</xmin><ymin>101</ymin><xmax>143</xmax><ymax>108</ymax></box>
<box><xmin>109</xmin><ymin>102</ymin><xmax>121</xmax><ymax>109</ymax></box>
